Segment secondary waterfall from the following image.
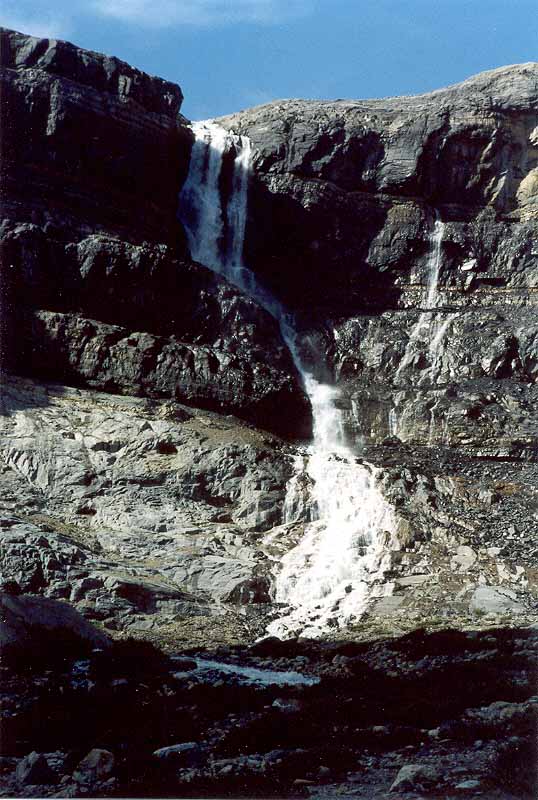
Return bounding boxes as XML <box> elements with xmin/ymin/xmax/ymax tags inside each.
<box><xmin>391</xmin><ymin>219</ymin><xmax>458</xmax><ymax>444</ymax></box>
<box><xmin>395</xmin><ymin>219</ymin><xmax>445</xmax><ymax>381</ymax></box>
<box><xmin>395</xmin><ymin>219</ymin><xmax>459</xmax><ymax>384</ymax></box>
<box><xmin>179</xmin><ymin>121</ymin><xmax>396</xmax><ymax>638</ymax></box>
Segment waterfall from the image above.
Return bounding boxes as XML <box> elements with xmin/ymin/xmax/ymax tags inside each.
<box><xmin>180</xmin><ymin>123</ymin><xmax>229</xmax><ymax>272</ymax></box>
<box><xmin>394</xmin><ymin>219</ymin><xmax>445</xmax><ymax>382</ymax></box>
<box><xmin>180</xmin><ymin>121</ymin><xmax>278</xmax><ymax>314</ymax></box>
<box><xmin>424</xmin><ymin>218</ymin><xmax>444</xmax><ymax>309</ymax></box>
<box><xmin>178</xmin><ymin>121</ymin><xmax>397</xmax><ymax>638</ymax></box>
<box><xmin>391</xmin><ymin>219</ymin><xmax>458</xmax><ymax>443</ymax></box>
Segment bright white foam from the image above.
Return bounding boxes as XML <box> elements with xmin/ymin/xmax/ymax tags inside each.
<box><xmin>180</xmin><ymin>122</ymin><xmax>229</xmax><ymax>272</ymax></box>
<box><xmin>268</xmin><ymin>378</ymin><xmax>397</xmax><ymax>639</ymax></box>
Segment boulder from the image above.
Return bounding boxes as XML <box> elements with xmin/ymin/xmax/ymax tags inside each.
<box><xmin>469</xmin><ymin>586</ymin><xmax>526</xmax><ymax>615</ymax></box>
<box><xmin>152</xmin><ymin>742</ymin><xmax>204</xmax><ymax>766</ymax></box>
<box><xmin>389</xmin><ymin>763</ymin><xmax>442</xmax><ymax>792</ymax></box>
<box><xmin>72</xmin><ymin>748</ymin><xmax>115</xmax><ymax>785</ymax></box>
<box><xmin>225</xmin><ymin>577</ymin><xmax>272</xmax><ymax>604</ymax></box>
<box><xmin>16</xmin><ymin>752</ymin><xmax>56</xmax><ymax>785</ymax></box>
<box><xmin>0</xmin><ymin>593</ymin><xmax>110</xmax><ymax>653</ymax></box>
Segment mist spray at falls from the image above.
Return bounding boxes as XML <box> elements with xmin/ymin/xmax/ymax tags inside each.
<box><xmin>179</xmin><ymin>121</ymin><xmax>396</xmax><ymax>638</ymax></box>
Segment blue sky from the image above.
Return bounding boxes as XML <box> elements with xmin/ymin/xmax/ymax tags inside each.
<box><xmin>2</xmin><ymin>0</ymin><xmax>538</xmax><ymax>120</ymax></box>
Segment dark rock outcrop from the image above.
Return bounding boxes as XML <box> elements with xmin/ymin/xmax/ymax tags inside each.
<box><xmin>0</xmin><ymin>592</ymin><xmax>110</xmax><ymax>653</ymax></box>
<box><xmin>0</xmin><ymin>27</ymin><xmax>189</xmax><ymax>247</ymax></box>
<box><xmin>0</xmin><ymin>31</ymin><xmax>311</xmax><ymax>437</ymax></box>
<box><xmin>0</xmin><ymin>224</ymin><xmax>309</xmax><ymax>436</ymax></box>
<box><xmin>25</xmin><ymin>308</ymin><xmax>308</xmax><ymax>435</ymax></box>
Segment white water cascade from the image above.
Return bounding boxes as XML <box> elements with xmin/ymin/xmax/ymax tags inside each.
<box><xmin>268</xmin><ymin>380</ymin><xmax>396</xmax><ymax>639</ymax></box>
<box><xmin>179</xmin><ymin>121</ymin><xmax>397</xmax><ymax>639</ymax></box>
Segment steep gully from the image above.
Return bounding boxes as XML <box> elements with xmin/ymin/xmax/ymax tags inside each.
<box><xmin>179</xmin><ymin>122</ymin><xmax>414</xmax><ymax>638</ymax></box>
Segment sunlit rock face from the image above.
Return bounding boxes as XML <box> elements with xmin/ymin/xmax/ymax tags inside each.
<box><xmin>220</xmin><ymin>64</ymin><xmax>538</xmax><ymax>456</ymax></box>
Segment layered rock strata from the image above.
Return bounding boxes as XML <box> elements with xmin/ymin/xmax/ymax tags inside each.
<box><xmin>0</xmin><ymin>30</ymin><xmax>310</xmax><ymax>437</ymax></box>
<box><xmin>0</xmin><ymin>27</ymin><xmax>188</xmax><ymax>246</ymax></box>
<box><xmin>1</xmin><ymin>29</ymin><xmax>537</xmax><ymax>636</ymax></box>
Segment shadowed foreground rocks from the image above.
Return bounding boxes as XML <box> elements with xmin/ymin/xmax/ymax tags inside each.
<box><xmin>0</xmin><ymin>617</ymin><xmax>536</xmax><ymax>798</ymax></box>
<box><xmin>0</xmin><ymin>593</ymin><xmax>110</xmax><ymax>653</ymax></box>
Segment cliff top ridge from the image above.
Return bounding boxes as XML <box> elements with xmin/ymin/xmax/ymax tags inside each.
<box><xmin>0</xmin><ymin>26</ymin><xmax>183</xmax><ymax>117</ymax></box>
<box><xmin>219</xmin><ymin>61</ymin><xmax>538</xmax><ymax>124</ymax></box>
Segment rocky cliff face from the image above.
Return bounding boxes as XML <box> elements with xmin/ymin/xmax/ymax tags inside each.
<box><xmin>223</xmin><ymin>64</ymin><xmax>538</xmax><ymax>310</ymax></box>
<box><xmin>213</xmin><ymin>66</ymin><xmax>538</xmax><ymax>636</ymax></box>
<box><xmin>2</xmin><ymin>28</ymin><xmax>537</xmax><ymax>634</ymax></box>
<box><xmin>1</xmin><ymin>28</ymin><xmax>188</xmax><ymax>246</ymax></box>
<box><xmin>221</xmin><ymin>64</ymin><xmax>538</xmax><ymax>456</ymax></box>
<box><xmin>1</xmin><ymin>29</ymin><xmax>537</xmax><ymax>800</ymax></box>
